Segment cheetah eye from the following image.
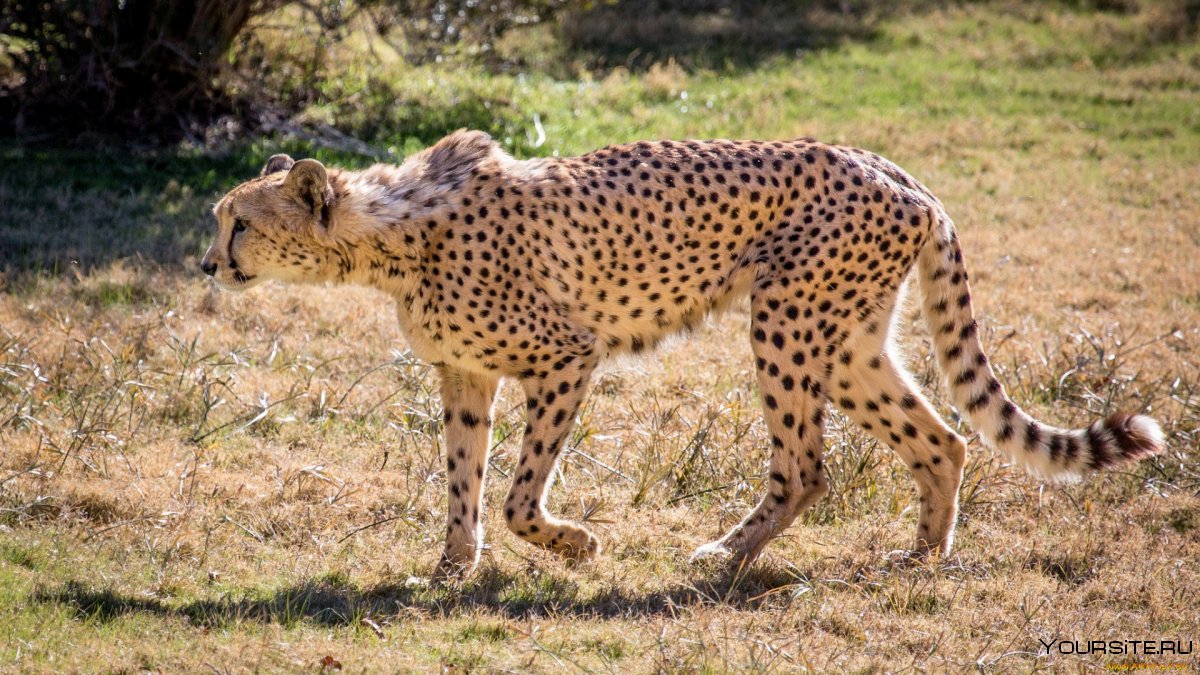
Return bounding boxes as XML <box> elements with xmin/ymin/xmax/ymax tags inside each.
<box><xmin>233</xmin><ymin>219</ymin><xmax>248</xmax><ymax>234</ymax></box>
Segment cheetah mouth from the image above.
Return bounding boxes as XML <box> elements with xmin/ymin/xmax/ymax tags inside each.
<box><xmin>224</xmin><ymin>237</ymin><xmax>257</xmax><ymax>287</ymax></box>
<box><xmin>212</xmin><ymin>270</ymin><xmax>261</xmax><ymax>290</ymax></box>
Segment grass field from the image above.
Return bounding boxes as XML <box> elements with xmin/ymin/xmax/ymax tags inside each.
<box><xmin>1</xmin><ymin>2</ymin><xmax>1199</xmax><ymax>672</ymax></box>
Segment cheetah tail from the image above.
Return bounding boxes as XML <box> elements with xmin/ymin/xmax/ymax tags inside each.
<box><xmin>915</xmin><ymin>210</ymin><xmax>1165</xmax><ymax>481</ymax></box>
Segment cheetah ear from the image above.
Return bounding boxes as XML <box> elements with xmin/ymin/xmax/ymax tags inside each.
<box><xmin>283</xmin><ymin>158</ymin><xmax>333</xmax><ymax>223</ymax></box>
<box><xmin>261</xmin><ymin>153</ymin><xmax>295</xmax><ymax>176</ymax></box>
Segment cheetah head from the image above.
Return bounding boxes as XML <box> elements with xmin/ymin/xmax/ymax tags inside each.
<box><xmin>201</xmin><ymin>154</ymin><xmax>338</xmax><ymax>290</ymax></box>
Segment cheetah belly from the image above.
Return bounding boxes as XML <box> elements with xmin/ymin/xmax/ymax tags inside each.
<box><xmin>576</xmin><ymin>262</ymin><xmax>758</xmax><ymax>358</ymax></box>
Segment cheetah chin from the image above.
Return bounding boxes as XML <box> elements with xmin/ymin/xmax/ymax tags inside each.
<box><xmin>202</xmin><ymin>130</ymin><xmax>1166</xmax><ymax>579</ymax></box>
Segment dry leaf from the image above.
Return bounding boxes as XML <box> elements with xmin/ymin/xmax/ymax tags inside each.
<box><xmin>360</xmin><ymin>617</ymin><xmax>386</xmax><ymax>639</ymax></box>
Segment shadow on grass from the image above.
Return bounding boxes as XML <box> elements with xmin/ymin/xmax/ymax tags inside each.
<box><xmin>557</xmin><ymin>0</ymin><xmax>886</xmax><ymax>73</ymax></box>
<box><xmin>33</xmin><ymin>564</ymin><xmax>809</xmax><ymax>628</ymax></box>
<box><xmin>0</xmin><ymin>140</ymin><xmax>383</xmax><ymax>278</ymax></box>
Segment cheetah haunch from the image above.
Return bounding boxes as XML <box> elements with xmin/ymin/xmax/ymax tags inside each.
<box><xmin>202</xmin><ymin>130</ymin><xmax>1164</xmax><ymax>579</ymax></box>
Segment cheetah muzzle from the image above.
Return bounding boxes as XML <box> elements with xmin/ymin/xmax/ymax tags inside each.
<box><xmin>202</xmin><ymin>130</ymin><xmax>1166</xmax><ymax>580</ymax></box>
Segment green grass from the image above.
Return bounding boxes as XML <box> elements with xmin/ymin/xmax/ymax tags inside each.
<box><xmin>1</xmin><ymin>2</ymin><xmax>1198</xmax><ymax>672</ymax></box>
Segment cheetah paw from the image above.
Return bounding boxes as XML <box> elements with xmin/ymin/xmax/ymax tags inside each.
<box><xmin>884</xmin><ymin>548</ymin><xmax>929</xmax><ymax>568</ymax></box>
<box><xmin>432</xmin><ymin>545</ymin><xmax>481</xmax><ymax>583</ymax></box>
<box><xmin>689</xmin><ymin>541</ymin><xmax>733</xmax><ymax>565</ymax></box>
<box><xmin>549</xmin><ymin>528</ymin><xmax>602</xmax><ymax>562</ymax></box>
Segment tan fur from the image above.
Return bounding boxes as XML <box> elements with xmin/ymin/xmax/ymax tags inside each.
<box><xmin>202</xmin><ymin>130</ymin><xmax>1165</xmax><ymax>579</ymax></box>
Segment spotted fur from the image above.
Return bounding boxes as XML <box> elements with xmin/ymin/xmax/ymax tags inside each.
<box><xmin>201</xmin><ymin>130</ymin><xmax>1165</xmax><ymax>578</ymax></box>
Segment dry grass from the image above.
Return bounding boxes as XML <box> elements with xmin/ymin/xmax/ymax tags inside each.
<box><xmin>2</xmin><ymin>2</ymin><xmax>1199</xmax><ymax>672</ymax></box>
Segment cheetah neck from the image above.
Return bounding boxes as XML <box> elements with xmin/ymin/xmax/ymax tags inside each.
<box><xmin>320</xmin><ymin>146</ymin><xmax>541</xmax><ymax>304</ymax></box>
<box><xmin>319</xmin><ymin>165</ymin><xmax>445</xmax><ymax>295</ymax></box>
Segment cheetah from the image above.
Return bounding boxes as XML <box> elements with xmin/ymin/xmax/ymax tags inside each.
<box><xmin>201</xmin><ymin>130</ymin><xmax>1165</xmax><ymax>580</ymax></box>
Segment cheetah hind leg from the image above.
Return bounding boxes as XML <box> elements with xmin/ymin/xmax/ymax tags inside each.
<box><xmin>691</xmin><ymin>300</ymin><xmax>832</xmax><ymax>571</ymax></box>
<box><xmin>829</xmin><ymin>308</ymin><xmax>967</xmax><ymax>561</ymax></box>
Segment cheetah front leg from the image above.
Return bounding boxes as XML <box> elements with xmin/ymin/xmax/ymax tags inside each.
<box><xmin>503</xmin><ymin>354</ymin><xmax>601</xmax><ymax>560</ymax></box>
<box><xmin>432</xmin><ymin>366</ymin><xmax>500</xmax><ymax>581</ymax></box>
<box><xmin>692</xmin><ymin>296</ymin><xmax>832</xmax><ymax>570</ymax></box>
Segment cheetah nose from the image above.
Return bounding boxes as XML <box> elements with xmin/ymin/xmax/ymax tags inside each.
<box><xmin>201</xmin><ymin>260</ymin><xmax>217</xmax><ymax>276</ymax></box>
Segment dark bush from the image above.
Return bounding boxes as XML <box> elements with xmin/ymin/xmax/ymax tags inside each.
<box><xmin>0</xmin><ymin>0</ymin><xmax>577</xmax><ymax>139</ymax></box>
<box><xmin>0</xmin><ymin>0</ymin><xmax>291</xmax><ymax>137</ymax></box>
